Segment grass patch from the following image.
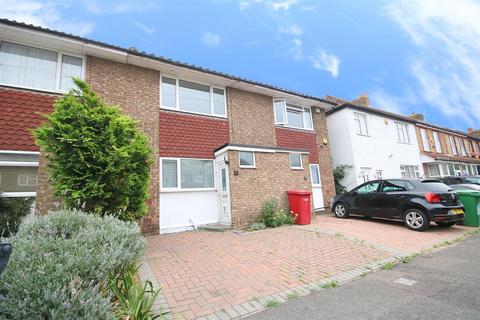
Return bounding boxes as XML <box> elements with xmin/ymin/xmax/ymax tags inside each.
<box><xmin>321</xmin><ymin>281</ymin><xmax>337</xmax><ymax>289</ymax></box>
<box><xmin>265</xmin><ymin>298</ymin><xmax>281</xmax><ymax>308</ymax></box>
<box><xmin>400</xmin><ymin>253</ymin><xmax>418</xmax><ymax>264</ymax></box>
<box><xmin>286</xmin><ymin>292</ymin><xmax>299</xmax><ymax>300</ymax></box>
<box><xmin>381</xmin><ymin>262</ymin><xmax>396</xmax><ymax>270</ymax></box>
<box><xmin>334</xmin><ymin>232</ymin><xmax>343</xmax><ymax>238</ymax></box>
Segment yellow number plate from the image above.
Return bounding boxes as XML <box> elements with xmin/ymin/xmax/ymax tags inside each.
<box><xmin>452</xmin><ymin>209</ymin><xmax>464</xmax><ymax>214</ymax></box>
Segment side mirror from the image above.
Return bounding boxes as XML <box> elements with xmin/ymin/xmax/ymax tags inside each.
<box><xmin>349</xmin><ymin>190</ymin><xmax>357</xmax><ymax>195</ymax></box>
<box><xmin>0</xmin><ymin>243</ymin><xmax>13</xmax><ymax>275</ymax></box>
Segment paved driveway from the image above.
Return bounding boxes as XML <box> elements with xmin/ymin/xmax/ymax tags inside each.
<box><xmin>142</xmin><ymin>214</ymin><xmax>473</xmax><ymax>320</ymax></box>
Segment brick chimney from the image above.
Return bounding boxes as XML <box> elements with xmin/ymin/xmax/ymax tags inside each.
<box><xmin>409</xmin><ymin>113</ymin><xmax>424</xmax><ymax>121</ymax></box>
<box><xmin>467</xmin><ymin>128</ymin><xmax>480</xmax><ymax>138</ymax></box>
<box><xmin>352</xmin><ymin>93</ymin><xmax>369</xmax><ymax>107</ymax></box>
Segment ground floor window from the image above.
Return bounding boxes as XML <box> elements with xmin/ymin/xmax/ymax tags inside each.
<box><xmin>161</xmin><ymin>158</ymin><xmax>214</xmax><ymax>190</ymax></box>
<box><xmin>427</xmin><ymin>163</ymin><xmax>441</xmax><ymax>178</ymax></box>
<box><xmin>426</xmin><ymin>161</ymin><xmax>479</xmax><ymax>177</ymax></box>
<box><xmin>400</xmin><ymin>165</ymin><xmax>420</xmax><ymax>179</ymax></box>
<box><xmin>0</xmin><ymin>152</ymin><xmax>39</xmax><ymax>197</ymax></box>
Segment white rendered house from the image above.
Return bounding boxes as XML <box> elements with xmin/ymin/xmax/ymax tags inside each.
<box><xmin>326</xmin><ymin>102</ymin><xmax>425</xmax><ymax>191</ymax></box>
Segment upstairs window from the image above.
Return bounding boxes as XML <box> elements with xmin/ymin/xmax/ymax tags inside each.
<box><xmin>273</xmin><ymin>99</ymin><xmax>313</xmax><ymax>130</ymax></box>
<box><xmin>449</xmin><ymin>136</ymin><xmax>458</xmax><ymax>155</ymax></box>
<box><xmin>160</xmin><ymin>76</ymin><xmax>226</xmax><ymax>117</ymax></box>
<box><xmin>396</xmin><ymin>122</ymin><xmax>410</xmax><ymax>144</ymax></box>
<box><xmin>420</xmin><ymin>128</ymin><xmax>430</xmax><ymax>151</ymax></box>
<box><xmin>353</xmin><ymin>112</ymin><xmax>368</xmax><ymax>135</ymax></box>
<box><xmin>0</xmin><ymin>41</ymin><xmax>83</xmax><ymax>92</ymax></box>
<box><xmin>433</xmin><ymin>131</ymin><xmax>442</xmax><ymax>153</ymax></box>
<box><xmin>459</xmin><ymin>138</ymin><xmax>467</xmax><ymax>156</ymax></box>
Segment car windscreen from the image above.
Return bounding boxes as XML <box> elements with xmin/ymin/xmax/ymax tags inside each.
<box><xmin>419</xmin><ymin>181</ymin><xmax>452</xmax><ymax>192</ymax></box>
<box><xmin>465</xmin><ymin>177</ymin><xmax>480</xmax><ymax>184</ymax></box>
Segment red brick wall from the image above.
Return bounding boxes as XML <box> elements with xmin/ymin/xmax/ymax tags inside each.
<box><xmin>159</xmin><ymin>110</ymin><xmax>230</xmax><ymax>159</ymax></box>
<box><xmin>0</xmin><ymin>87</ymin><xmax>56</xmax><ymax>151</ymax></box>
<box><xmin>275</xmin><ymin>127</ymin><xmax>319</xmax><ymax>163</ymax></box>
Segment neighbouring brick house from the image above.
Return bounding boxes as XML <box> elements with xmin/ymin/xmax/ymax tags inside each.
<box><xmin>0</xmin><ymin>19</ymin><xmax>336</xmax><ymax>234</ymax></box>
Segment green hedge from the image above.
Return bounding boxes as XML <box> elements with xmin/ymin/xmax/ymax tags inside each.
<box><xmin>0</xmin><ymin>209</ymin><xmax>144</xmax><ymax>319</ymax></box>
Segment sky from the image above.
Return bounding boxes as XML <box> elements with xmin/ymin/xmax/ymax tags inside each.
<box><xmin>1</xmin><ymin>0</ymin><xmax>479</xmax><ymax>131</ymax></box>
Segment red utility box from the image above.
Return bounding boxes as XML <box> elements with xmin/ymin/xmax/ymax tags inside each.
<box><xmin>286</xmin><ymin>190</ymin><xmax>312</xmax><ymax>225</ymax></box>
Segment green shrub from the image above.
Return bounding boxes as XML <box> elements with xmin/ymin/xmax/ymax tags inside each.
<box><xmin>333</xmin><ymin>164</ymin><xmax>351</xmax><ymax>194</ymax></box>
<box><xmin>260</xmin><ymin>199</ymin><xmax>296</xmax><ymax>228</ymax></box>
<box><xmin>0</xmin><ymin>195</ymin><xmax>34</xmax><ymax>237</ymax></box>
<box><xmin>248</xmin><ymin>222</ymin><xmax>266</xmax><ymax>231</ymax></box>
<box><xmin>108</xmin><ymin>263</ymin><xmax>162</xmax><ymax>320</ymax></box>
<box><xmin>34</xmin><ymin>79</ymin><xmax>152</xmax><ymax>221</ymax></box>
<box><xmin>0</xmin><ymin>209</ymin><xmax>145</xmax><ymax>319</ymax></box>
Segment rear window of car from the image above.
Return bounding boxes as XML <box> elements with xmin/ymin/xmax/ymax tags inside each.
<box><xmin>420</xmin><ymin>181</ymin><xmax>452</xmax><ymax>192</ymax></box>
<box><xmin>465</xmin><ymin>177</ymin><xmax>480</xmax><ymax>184</ymax></box>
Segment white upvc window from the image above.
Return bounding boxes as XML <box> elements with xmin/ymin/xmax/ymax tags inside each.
<box><xmin>160</xmin><ymin>76</ymin><xmax>226</xmax><ymax>117</ymax></box>
<box><xmin>420</xmin><ymin>128</ymin><xmax>430</xmax><ymax>151</ymax></box>
<box><xmin>17</xmin><ymin>174</ymin><xmax>37</xmax><ymax>186</ymax></box>
<box><xmin>427</xmin><ymin>163</ymin><xmax>441</xmax><ymax>178</ymax></box>
<box><xmin>353</xmin><ymin>112</ymin><xmax>368</xmax><ymax>136</ymax></box>
<box><xmin>396</xmin><ymin>122</ymin><xmax>410</xmax><ymax>144</ymax></box>
<box><xmin>433</xmin><ymin>131</ymin><xmax>442</xmax><ymax>153</ymax></box>
<box><xmin>400</xmin><ymin>165</ymin><xmax>420</xmax><ymax>179</ymax></box>
<box><xmin>459</xmin><ymin>138</ymin><xmax>467</xmax><ymax>156</ymax></box>
<box><xmin>289</xmin><ymin>153</ymin><xmax>303</xmax><ymax>169</ymax></box>
<box><xmin>161</xmin><ymin>158</ymin><xmax>215</xmax><ymax>191</ymax></box>
<box><xmin>273</xmin><ymin>99</ymin><xmax>313</xmax><ymax>130</ymax></box>
<box><xmin>238</xmin><ymin>151</ymin><xmax>255</xmax><ymax>168</ymax></box>
<box><xmin>310</xmin><ymin>164</ymin><xmax>321</xmax><ymax>186</ymax></box>
<box><xmin>0</xmin><ymin>40</ymin><xmax>84</xmax><ymax>93</ymax></box>
<box><xmin>449</xmin><ymin>136</ymin><xmax>458</xmax><ymax>155</ymax></box>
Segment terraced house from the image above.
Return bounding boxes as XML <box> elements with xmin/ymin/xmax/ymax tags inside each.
<box><xmin>414</xmin><ymin>114</ymin><xmax>480</xmax><ymax>179</ymax></box>
<box><xmin>0</xmin><ymin>19</ymin><xmax>335</xmax><ymax>234</ymax></box>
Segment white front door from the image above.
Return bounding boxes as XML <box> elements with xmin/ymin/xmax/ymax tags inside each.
<box><xmin>310</xmin><ymin>164</ymin><xmax>324</xmax><ymax>210</ymax></box>
<box><xmin>216</xmin><ymin>160</ymin><xmax>231</xmax><ymax>225</ymax></box>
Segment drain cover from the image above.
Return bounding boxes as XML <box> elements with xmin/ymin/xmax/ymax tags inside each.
<box><xmin>394</xmin><ymin>277</ymin><xmax>418</xmax><ymax>286</ymax></box>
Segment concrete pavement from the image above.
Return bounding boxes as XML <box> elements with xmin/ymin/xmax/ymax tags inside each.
<box><xmin>247</xmin><ymin>235</ymin><xmax>480</xmax><ymax>320</ymax></box>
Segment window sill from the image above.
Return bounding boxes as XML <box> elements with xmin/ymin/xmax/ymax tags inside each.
<box><xmin>397</xmin><ymin>142</ymin><xmax>412</xmax><ymax>145</ymax></box>
<box><xmin>276</xmin><ymin>125</ymin><xmax>314</xmax><ymax>132</ymax></box>
<box><xmin>160</xmin><ymin>188</ymin><xmax>216</xmax><ymax>193</ymax></box>
<box><xmin>356</xmin><ymin>133</ymin><xmax>370</xmax><ymax>137</ymax></box>
<box><xmin>239</xmin><ymin>166</ymin><xmax>256</xmax><ymax>169</ymax></box>
<box><xmin>0</xmin><ymin>83</ymin><xmax>69</xmax><ymax>95</ymax></box>
<box><xmin>291</xmin><ymin>167</ymin><xmax>304</xmax><ymax>170</ymax></box>
<box><xmin>1</xmin><ymin>192</ymin><xmax>36</xmax><ymax>197</ymax></box>
<box><xmin>160</xmin><ymin>106</ymin><xmax>227</xmax><ymax>119</ymax></box>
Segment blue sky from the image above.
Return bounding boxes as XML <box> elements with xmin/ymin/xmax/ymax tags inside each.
<box><xmin>2</xmin><ymin>0</ymin><xmax>479</xmax><ymax>131</ymax></box>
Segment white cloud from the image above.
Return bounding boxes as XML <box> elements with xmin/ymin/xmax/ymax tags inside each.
<box><xmin>84</xmin><ymin>1</ymin><xmax>160</xmax><ymax>15</ymax></box>
<box><xmin>279</xmin><ymin>24</ymin><xmax>303</xmax><ymax>36</ymax></box>
<box><xmin>0</xmin><ymin>0</ymin><xmax>94</xmax><ymax>36</ymax></box>
<box><xmin>370</xmin><ymin>89</ymin><xmax>407</xmax><ymax>114</ymax></box>
<box><xmin>385</xmin><ymin>0</ymin><xmax>480</xmax><ymax>127</ymax></box>
<box><xmin>134</xmin><ymin>21</ymin><xmax>155</xmax><ymax>35</ymax></box>
<box><xmin>270</xmin><ymin>0</ymin><xmax>297</xmax><ymax>11</ymax></box>
<box><xmin>202</xmin><ymin>31</ymin><xmax>221</xmax><ymax>47</ymax></box>
<box><xmin>289</xmin><ymin>38</ymin><xmax>303</xmax><ymax>60</ymax></box>
<box><xmin>310</xmin><ymin>49</ymin><xmax>341</xmax><ymax>78</ymax></box>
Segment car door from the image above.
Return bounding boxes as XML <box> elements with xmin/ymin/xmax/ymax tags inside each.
<box><xmin>348</xmin><ymin>180</ymin><xmax>381</xmax><ymax>216</ymax></box>
<box><xmin>376</xmin><ymin>180</ymin><xmax>412</xmax><ymax>218</ymax></box>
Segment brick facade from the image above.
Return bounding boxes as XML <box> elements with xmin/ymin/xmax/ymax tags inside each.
<box><xmin>159</xmin><ymin>110</ymin><xmax>229</xmax><ymax>159</ymax></box>
<box><xmin>312</xmin><ymin>108</ymin><xmax>336</xmax><ymax>206</ymax></box>
<box><xmin>227</xmin><ymin>88</ymin><xmax>277</xmax><ymax>146</ymax></box>
<box><xmin>275</xmin><ymin>127</ymin><xmax>319</xmax><ymax>163</ymax></box>
<box><xmin>36</xmin><ymin>56</ymin><xmax>161</xmax><ymax>234</ymax></box>
<box><xmin>227</xmin><ymin>150</ymin><xmax>311</xmax><ymax>227</ymax></box>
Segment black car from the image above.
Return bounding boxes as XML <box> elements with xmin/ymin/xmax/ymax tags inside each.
<box><xmin>331</xmin><ymin>179</ymin><xmax>464</xmax><ymax>231</ymax></box>
<box><xmin>441</xmin><ymin>175</ymin><xmax>480</xmax><ymax>186</ymax></box>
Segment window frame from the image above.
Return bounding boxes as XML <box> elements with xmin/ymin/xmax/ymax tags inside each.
<box><xmin>400</xmin><ymin>165</ymin><xmax>420</xmax><ymax>179</ymax></box>
<box><xmin>160</xmin><ymin>75</ymin><xmax>227</xmax><ymax>118</ymax></box>
<box><xmin>0</xmin><ymin>40</ymin><xmax>85</xmax><ymax>94</ymax></box>
<box><xmin>353</xmin><ymin>112</ymin><xmax>369</xmax><ymax>136</ymax></box>
<box><xmin>420</xmin><ymin>128</ymin><xmax>430</xmax><ymax>151</ymax></box>
<box><xmin>396</xmin><ymin>121</ymin><xmax>411</xmax><ymax>144</ymax></box>
<box><xmin>289</xmin><ymin>152</ymin><xmax>303</xmax><ymax>169</ymax></box>
<box><xmin>273</xmin><ymin>99</ymin><xmax>313</xmax><ymax>131</ymax></box>
<box><xmin>160</xmin><ymin>157</ymin><xmax>216</xmax><ymax>192</ymax></box>
<box><xmin>17</xmin><ymin>174</ymin><xmax>37</xmax><ymax>186</ymax></box>
<box><xmin>459</xmin><ymin>138</ymin><xmax>467</xmax><ymax>156</ymax></box>
<box><xmin>449</xmin><ymin>136</ymin><xmax>458</xmax><ymax>155</ymax></box>
<box><xmin>238</xmin><ymin>151</ymin><xmax>256</xmax><ymax>168</ymax></box>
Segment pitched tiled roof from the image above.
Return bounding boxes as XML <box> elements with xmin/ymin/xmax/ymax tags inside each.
<box><xmin>0</xmin><ymin>18</ymin><xmax>335</xmax><ymax>105</ymax></box>
<box><xmin>0</xmin><ymin>88</ymin><xmax>56</xmax><ymax>151</ymax></box>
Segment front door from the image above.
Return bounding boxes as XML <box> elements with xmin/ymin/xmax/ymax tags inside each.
<box><xmin>310</xmin><ymin>164</ymin><xmax>324</xmax><ymax>210</ymax></box>
<box><xmin>217</xmin><ymin>162</ymin><xmax>231</xmax><ymax>225</ymax></box>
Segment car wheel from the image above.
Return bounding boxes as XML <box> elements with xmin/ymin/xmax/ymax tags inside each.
<box><xmin>435</xmin><ymin>221</ymin><xmax>456</xmax><ymax>228</ymax></box>
<box><xmin>403</xmin><ymin>209</ymin><xmax>429</xmax><ymax>231</ymax></box>
<box><xmin>333</xmin><ymin>203</ymin><xmax>349</xmax><ymax>219</ymax></box>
